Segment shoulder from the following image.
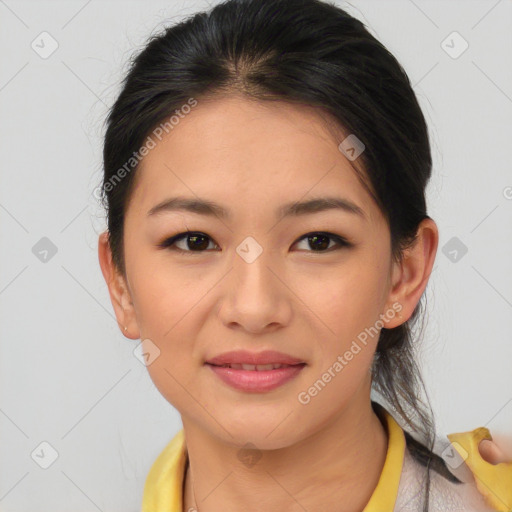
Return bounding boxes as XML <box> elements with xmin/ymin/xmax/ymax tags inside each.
<box><xmin>142</xmin><ymin>429</ymin><xmax>187</xmax><ymax>512</ymax></box>
<box><xmin>394</xmin><ymin>442</ymin><xmax>496</xmax><ymax>511</ymax></box>
<box><xmin>446</xmin><ymin>427</ymin><xmax>512</xmax><ymax>512</ymax></box>
<box><xmin>394</xmin><ymin>427</ymin><xmax>512</xmax><ymax>512</ymax></box>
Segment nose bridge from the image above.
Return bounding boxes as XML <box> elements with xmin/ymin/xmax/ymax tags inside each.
<box><xmin>232</xmin><ymin>234</ymin><xmax>276</xmax><ymax>296</ymax></box>
<box><xmin>216</xmin><ymin>234</ymin><xmax>292</xmax><ymax>332</ymax></box>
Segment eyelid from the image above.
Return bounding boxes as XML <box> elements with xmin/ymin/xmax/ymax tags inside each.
<box><xmin>157</xmin><ymin>231</ymin><xmax>220</xmax><ymax>252</ymax></box>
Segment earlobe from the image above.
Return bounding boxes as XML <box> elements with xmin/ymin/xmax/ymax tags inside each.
<box><xmin>98</xmin><ymin>231</ymin><xmax>139</xmax><ymax>338</ymax></box>
<box><xmin>382</xmin><ymin>218</ymin><xmax>439</xmax><ymax>329</ymax></box>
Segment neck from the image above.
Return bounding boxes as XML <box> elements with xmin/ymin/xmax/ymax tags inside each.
<box><xmin>182</xmin><ymin>391</ymin><xmax>388</xmax><ymax>512</ymax></box>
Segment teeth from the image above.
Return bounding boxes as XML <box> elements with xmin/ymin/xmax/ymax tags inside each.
<box><xmin>256</xmin><ymin>364</ymin><xmax>277</xmax><ymax>371</ymax></box>
<box><xmin>220</xmin><ymin>363</ymin><xmax>290</xmax><ymax>370</ymax></box>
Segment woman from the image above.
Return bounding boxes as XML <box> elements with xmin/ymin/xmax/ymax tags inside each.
<box><xmin>96</xmin><ymin>0</ymin><xmax>512</xmax><ymax>510</ymax></box>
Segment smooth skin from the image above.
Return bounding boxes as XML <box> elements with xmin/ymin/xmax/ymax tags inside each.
<box><xmin>98</xmin><ymin>95</ymin><xmax>505</xmax><ymax>512</ymax></box>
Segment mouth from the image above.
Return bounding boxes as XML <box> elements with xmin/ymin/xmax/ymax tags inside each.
<box><xmin>207</xmin><ymin>362</ymin><xmax>304</xmax><ymax>371</ymax></box>
<box><xmin>204</xmin><ymin>350</ymin><xmax>306</xmax><ymax>392</ymax></box>
<box><xmin>205</xmin><ymin>360</ymin><xmax>306</xmax><ymax>392</ymax></box>
<box><xmin>205</xmin><ymin>349</ymin><xmax>306</xmax><ymax>367</ymax></box>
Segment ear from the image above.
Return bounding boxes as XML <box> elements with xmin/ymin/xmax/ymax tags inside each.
<box><xmin>98</xmin><ymin>231</ymin><xmax>140</xmax><ymax>339</ymax></box>
<box><xmin>382</xmin><ymin>218</ymin><xmax>439</xmax><ymax>328</ymax></box>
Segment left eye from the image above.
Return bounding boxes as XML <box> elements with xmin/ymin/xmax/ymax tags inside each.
<box><xmin>293</xmin><ymin>232</ymin><xmax>350</xmax><ymax>252</ymax></box>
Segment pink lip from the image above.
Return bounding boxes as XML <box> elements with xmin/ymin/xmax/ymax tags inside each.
<box><xmin>205</xmin><ymin>350</ymin><xmax>306</xmax><ymax>393</ymax></box>
<box><xmin>205</xmin><ymin>350</ymin><xmax>305</xmax><ymax>366</ymax></box>
<box><xmin>206</xmin><ymin>363</ymin><xmax>306</xmax><ymax>392</ymax></box>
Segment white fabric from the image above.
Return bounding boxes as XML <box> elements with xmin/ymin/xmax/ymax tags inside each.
<box><xmin>394</xmin><ymin>443</ymin><xmax>496</xmax><ymax>511</ymax></box>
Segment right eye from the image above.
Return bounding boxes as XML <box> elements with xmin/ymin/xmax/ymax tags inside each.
<box><xmin>157</xmin><ymin>231</ymin><xmax>220</xmax><ymax>254</ymax></box>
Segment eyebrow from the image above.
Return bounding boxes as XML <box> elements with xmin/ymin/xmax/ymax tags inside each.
<box><xmin>147</xmin><ymin>196</ymin><xmax>366</xmax><ymax>220</ymax></box>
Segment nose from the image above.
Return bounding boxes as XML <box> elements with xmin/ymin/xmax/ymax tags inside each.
<box><xmin>216</xmin><ymin>247</ymin><xmax>292</xmax><ymax>334</ymax></box>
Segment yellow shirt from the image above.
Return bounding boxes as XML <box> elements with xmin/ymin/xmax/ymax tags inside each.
<box><xmin>141</xmin><ymin>408</ymin><xmax>511</xmax><ymax>512</ymax></box>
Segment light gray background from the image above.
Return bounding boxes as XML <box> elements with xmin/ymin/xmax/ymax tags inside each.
<box><xmin>1</xmin><ymin>0</ymin><xmax>511</xmax><ymax>510</ymax></box>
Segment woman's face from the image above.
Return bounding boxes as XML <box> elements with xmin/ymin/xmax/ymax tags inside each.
<box><xmin>117</xmin><ymin>95</ymin><xmax>404</xmax><ymax>448</ymax></box>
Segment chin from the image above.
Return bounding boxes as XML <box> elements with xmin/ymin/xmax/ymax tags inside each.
<box><xmin>208</xmin><ymin>412</ymin><xmax>307</xmax><ymax>451</ymax></box>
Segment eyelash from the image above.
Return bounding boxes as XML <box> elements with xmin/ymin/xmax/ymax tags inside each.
<box><xmin>157</xmin><ymin>231</ymin><xmax>352</xmax><ymax>255</ymax></box>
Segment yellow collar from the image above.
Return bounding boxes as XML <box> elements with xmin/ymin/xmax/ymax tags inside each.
<box><xmin>142</xmin><ymin>406</ymin><xmax>406</xmax><ymax>512</ymax></box>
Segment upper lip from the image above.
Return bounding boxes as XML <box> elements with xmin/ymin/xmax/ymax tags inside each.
<box><xmin>205</xmin><ymin>350</ymin><xmax>305</xmax><ymax>366</ymax></box>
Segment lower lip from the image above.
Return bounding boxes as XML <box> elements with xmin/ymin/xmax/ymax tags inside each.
<box><xmin>206</xmin><ymin>363</ymin><xmax>306</xmax><ymax>392</ymax></box>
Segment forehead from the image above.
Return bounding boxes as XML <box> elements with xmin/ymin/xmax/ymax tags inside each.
<box><xmin>127</xmin><ymin>95</ymin><xmax>379</xmax><ymax>224</ymax></box>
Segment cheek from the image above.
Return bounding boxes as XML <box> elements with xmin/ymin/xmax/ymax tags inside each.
<box><xmin>139</xmin><ymin>299</ymin><xmax>206</xmax><ymax>415</ymax></box>
<box><xmin>293</xmin><ymin>267</ymin><xmax>384</xmax><ymax>426</ymax></box>
<box><xmin>127</xmin><ymin>244</ymin><xmax>212</xmax><ymax>337</ymax></box>
<box><xmin>125</xmin><ymin>254</ymin><xmax>204</xmax><ymax>402</ymax></box>
<box><xmin>301</xmin><ymin>260</ymin><xmax>388</xmax><ymax>348</ymax></box>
